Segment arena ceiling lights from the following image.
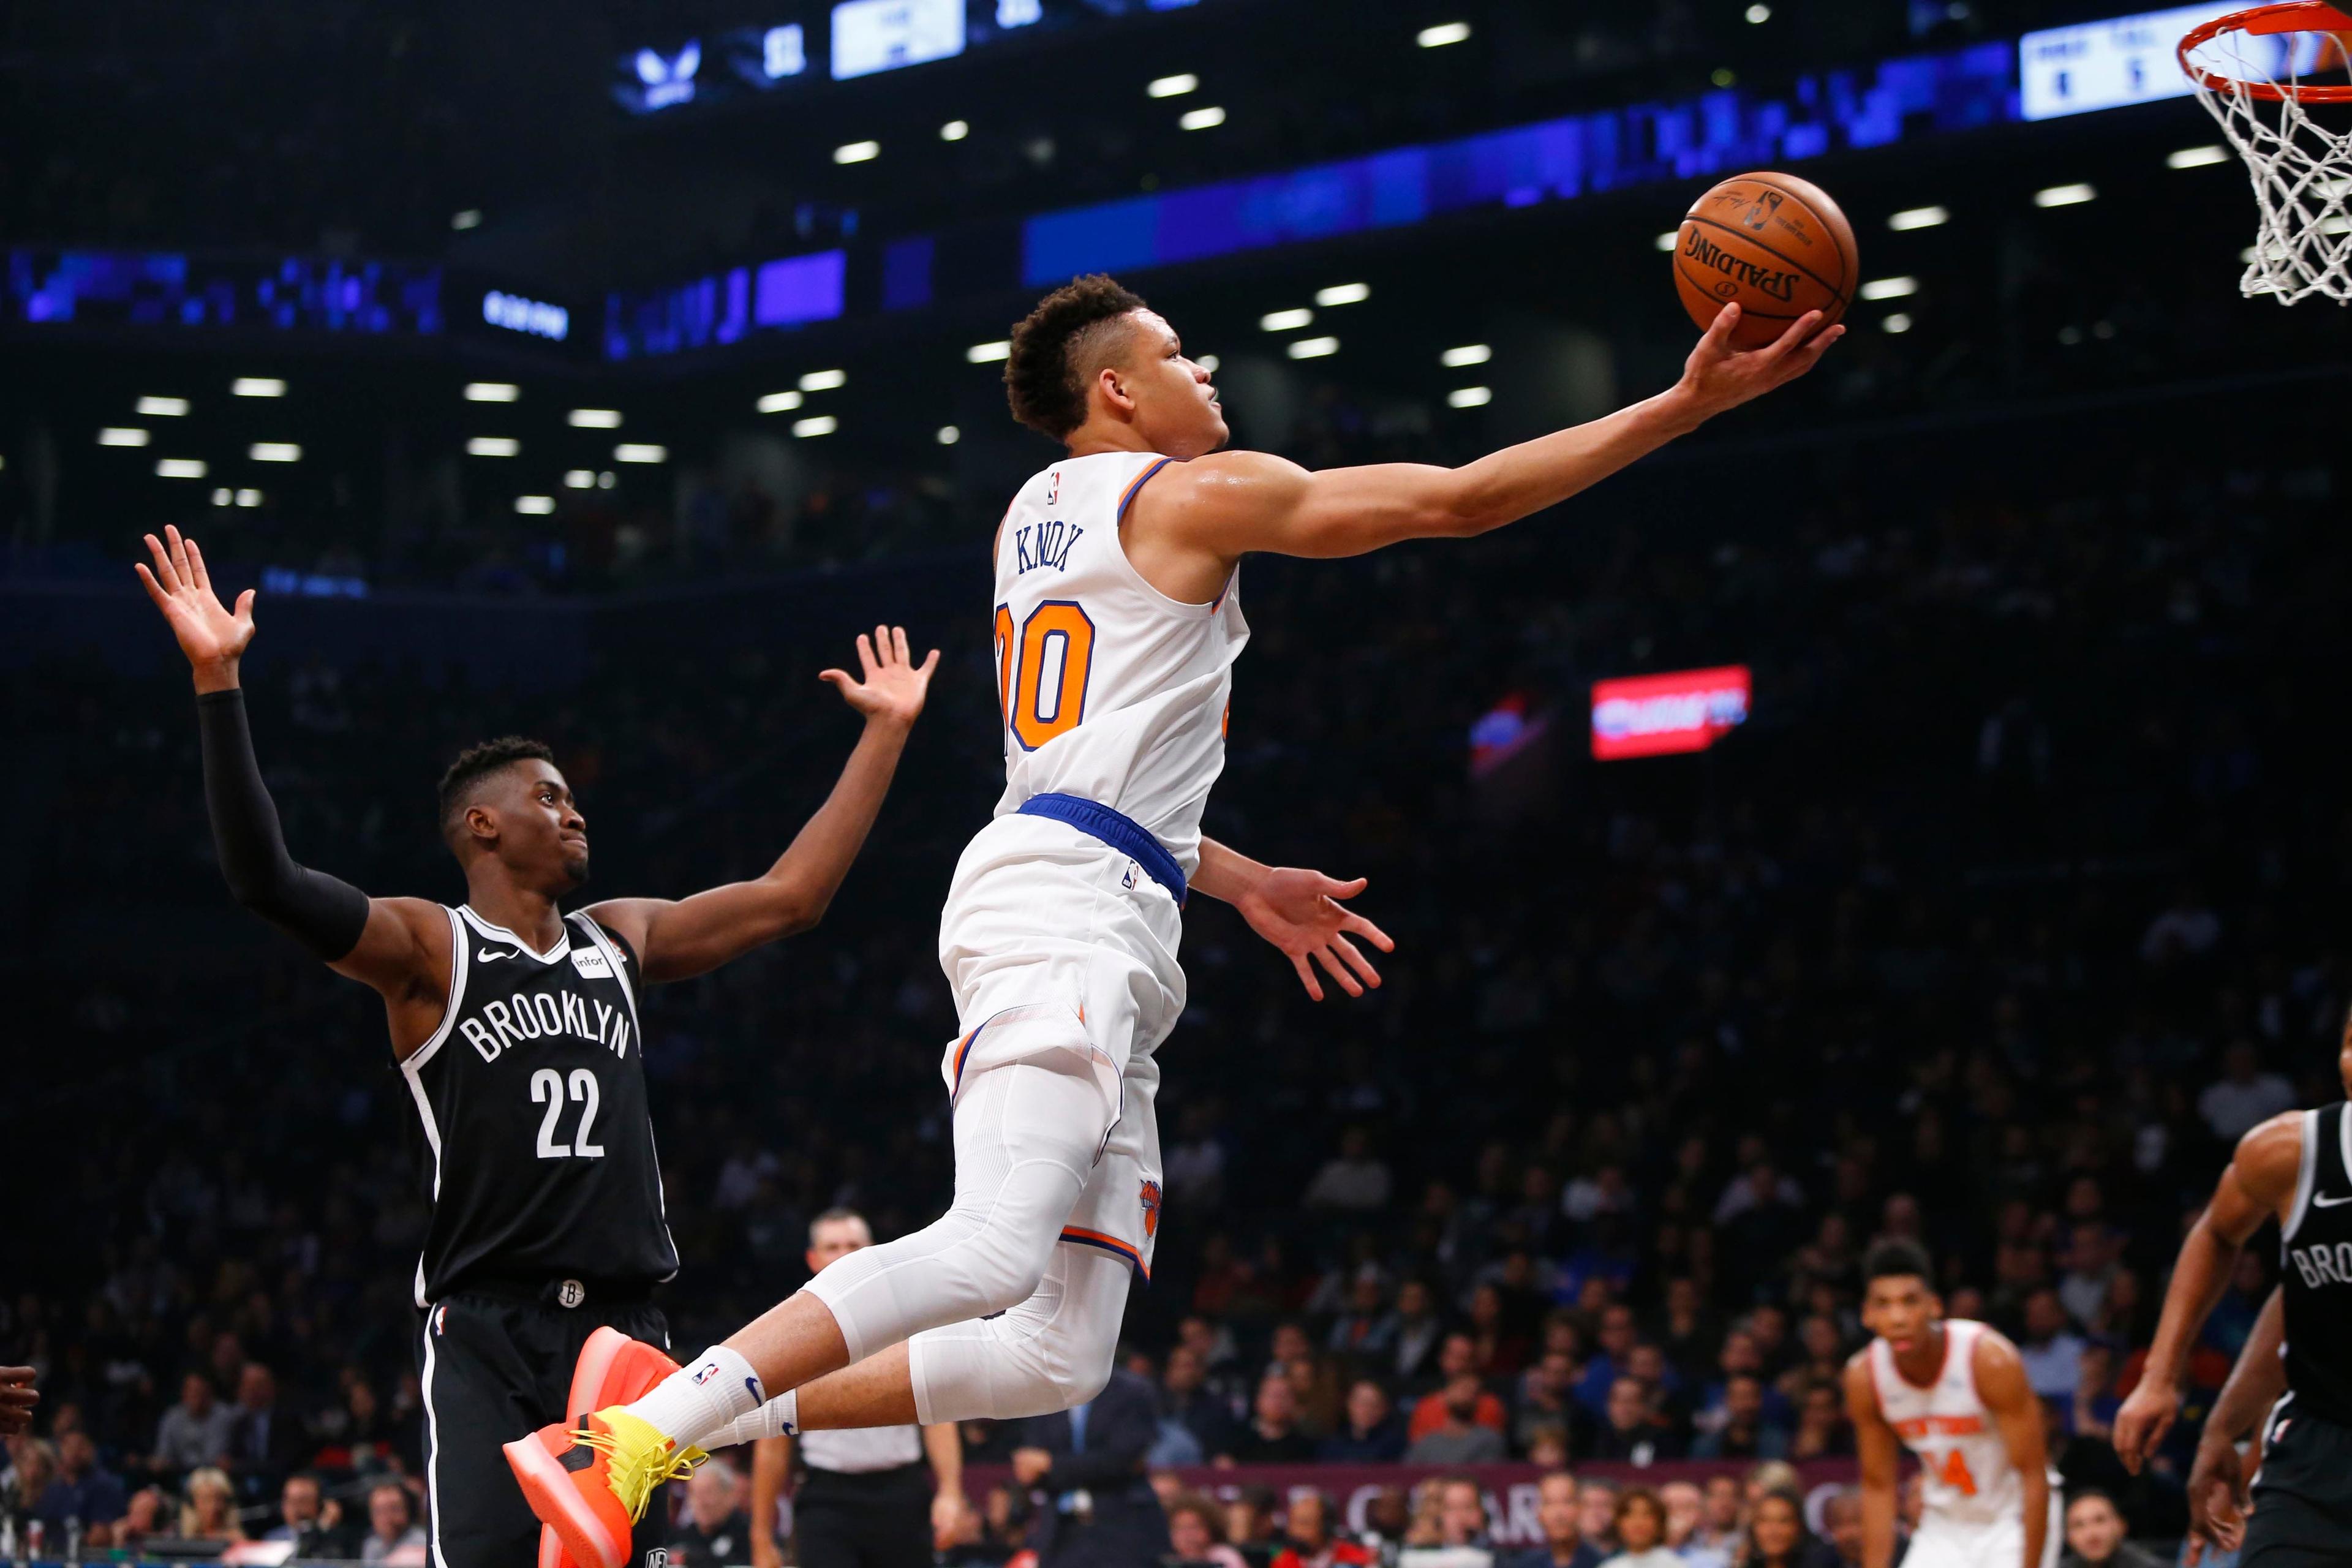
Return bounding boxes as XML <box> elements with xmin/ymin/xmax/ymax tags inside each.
<box><xmin>1314</xmin><ymin>283</ymin><xmax>1371</xmax><ymax>307</ymax></box>
<box><xmin>792</xmin><ymin>415</ymin><xmax>839</xmax><ymax>437</ymax></box>
<box><xmin>137</xmin><ymin>396</ymin><xmax>190</xmax><ymax>417</ymax></box>
<box><xmin>97</xmin><ymin>428</ymin><xmax>150</xmax><ymax>447</ymax></box>
<box><xmin>156</xmin><ymin>459</ymin><xmax>208</xmax><ymax>478</ymax></box>
<box><xmin>799</xmin><ymin>368</ymin><xmax>847</xmax><ymax>391</ymax></box>
<box><xmin>568</xmin><ymin>409</ymin><xmax>624</xmax><ymax>428</ymax></box>
<box><xmin>564</xmin><ymin>470</ymin><xmax>597</xmax><ymax>489</ymax></box>
<box><xmin>834</xmin><ymin>140</ymin><xmax>880</xmax><ymax>164</ymax></box>
<box><xmin>466</xmin><ymin>437</ymin><xmax>521</xmax><ymax>457</ymax></box>
<box><xmin>1417</xmin><ymin>21</ymin><xmax>1471</xmax><ymax>47</ymax></box>
<box><xmin>614</xmin><ymin>444</ymin><xmax>668</xmax><ymax>464</ymax></box>
<box><xmin>465</xmin><ymin>382</ymin><xmax>521</xmax><ymax>402</ymax></box>
<box><xmin>937</xmin><ymin>425</ymin><xmax>960</xmax><ymax>445</ymax></box>
<box><xmin>1178</xmin><ymin>106</ymin><xmax>1226</xmax><ymax>130</ymax></box>
<box><xmin>1858</xmin><ymin>276</ymin><xmax>1919</xmax><ymax>300</ymax></box>
<box><xmin>2034</xmin><ymin>183</ymin><xmax>2098</xmax><ymax>206</ymax></box>
<box><xmin>1441</xmin><ymin>344</ymin><xmax>1492</xmax><ymax>368</ymax></box>
<box><xmin>967</xmin><ymin>340</ymin><xmax>1012</xmax><ymax>363</ymax></box>
<box><xmin>514</xmin><ymin>496</ymin><xmax>557</xmax><ymax>514</ymax></box>
<box><xmin>1259</xmin><ymin>307</ymin><xmax>1313</xmax><ymax>331</ymax></box>
<box><xmin>248</xmin><ymin>443</ymin><xmax>301</xmax><ymax>462</ymax></box>
<box><xmin>1888</xmin><ymin>205</ymin><xmax>1949</xmax><ymax>230</ymax></box>
<box><xmin>1447</xmin><ymin>387</ymin><xmax>1493</xmax><ymax>408</ymax></box>
<box><xmin>232</xmin><ymin>378</ymin><xmax>287</xmax><ymax>398</ymax></box>
<box><xmin>1287</xmin><ymin>336</ymin><xmax>1339</xmax><ymax>359</ymax></box>
<box><xmin>2168</xmin><ymin>145</ymin><xmax>2230</xmax><ymax>168</ymax></box>
<box><xmin>939</xmin><ymin>119</ymin><xmax>969</xmax><ymax>140</ymax></box>
<box><xmin>1147</xmin><ymin>73</ymin><xmax>1198</xmax><ymax>99</ymax></box>
<box><xmin>757</xmin><ymin>391</ymin><xmax>805</xmax><ymax>413</ymax></box>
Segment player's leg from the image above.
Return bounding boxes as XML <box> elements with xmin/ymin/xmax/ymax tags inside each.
<box><xmin>422</xmin><ymin>1298</ymin><xmax>565</xmax><ymax>1568</ymax></box>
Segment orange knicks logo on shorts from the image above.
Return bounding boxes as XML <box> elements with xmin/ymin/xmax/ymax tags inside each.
<box><xmin>1140</xmin><ymin>1180</ymin><xmax>1162</xmax><ymax>1238</ymax></box>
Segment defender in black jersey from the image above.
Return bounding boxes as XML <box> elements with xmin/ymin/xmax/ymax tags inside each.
<box><xmin>137</xmin><ymin>526</ymin><xmax>939</xmax><ymax>1568</ymax></box>
<box><xmin>2114</xmin><ymin>1026</ymin><xmax>2352</xmax><ymax>1566</ymax></box>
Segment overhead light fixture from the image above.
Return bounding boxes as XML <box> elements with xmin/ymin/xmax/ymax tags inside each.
<box><xmin>249</xmin><ymin>443</ymin><xmax>300</xmax><ymax>462</ymax></box>
<box><xmin>1882</xmin><ymin>312</ymin><xmax>1914</xmax><ymax>334</ymax></box>
<box><xmin>1148</xmin><ymin>72</ymin><xmax>1199</xmax><ymax>98</ymax></box>
<box><xmin>1260</xmin><ymin>307</ymin><xmax>1314</xmax><ymax>332</ymax></box>
<box><xmin>451</xmin><ymin>209</ymin><xmax>483</xmax><ymax>230</ymax></box>
<box><xmin>98</xmin><ymin>428</ymin><xmax>151</xmax><ymax>447</ymax></box>
<box><xmin>615</xmin><ymin>443</ymin><xmax>668</xmax><ymax>464</ymax></box>
<box><xmin>757</xmin><ymin>391</ymin><xmax>805</xmax><ymax>413</ymax></box>
<box><xmin>1315</xmin><ymin>282</ymin><xmax>1371</xmax><ymax>307</ymax></box>
<box><xmin>1858</xmin><ymin>276</ymin><xmax>1918</xmax><ymax>300</ymax></box>
<box><xmin>834</xmin><ymin>140</ymin><xmax>881</xmax><ymax>164</ymax></box>
<box><xmin>138</xmin><ymin>396</ymin><xmax>190</xmax><ymax>417</ymax></box>
<box><xmin>1447</xmin><ymin>386</ymin><xmax>1493</xmax><ymax>408</ymax></box>
<box><xmin>1179</xmin><ymin>105</ymin><xmax>1226</xmax><ymax>130</ymax></box>
<box><xmin>968</xmin><ymin>340</ymin><xmax>1012</xmax><ymax>363</ymax></box>
<box><xmin>232</xmin><ymin>378</ymin><xmax>286</xmax><ymax>398</ymax></box>
<box><xmin>1745</xmin><ymin>2</ymin><xmax>1771</xmax><ymax>20</ymax></box>
<box><xmin>2168</xmin><ymin>145</ymin><xmax>2230</xmax><ymax>169</ymax></box>
<box><xmin>793</xmin><ymin>415</ymin><xmax>839</xmax><ymax>437</ymax></box>
<box><xmin>1417</xmin><ymin>21</ymin><xmax>1472</xmax><ymax>47</ymax></box>
<box><xmin>1287</xmin><ymin>336</ymin><xmax>1340</xmax><ymax>359</ymax></box>
<box><xmin>598</xmin><ymin>471</ymin><xmax>616</xmax><ymax>488</ymax></box>
<box><xmin>1195</xmin><ymin>353</ymin><xmax>1221</xmax><ymax>372</ymax></box>
<box><xmin>235</xmin><ymin>489</ymin><xmax>263</xmax><ymax>507</ymax></box>
<box><xmin>940</xmin><ymin>119</ymin><xmax>970</xmax><ymax>141</ymax></box>
<box><xmin>211</xmin><ymin>487</ymin><xmax>232</xmax><ymax>506</ymax></box>
<box><xmin>568</xmin><ymin>409</ymin><xmax>623</xmax><ymax>428</ymax></box>
<box><xmin>2035</xmin><ymin>183</ymin><xmax>2097</xmax><ymax>207</ymax></box>
<box><xmin>1655</xmin><ymin>231</ymin><xmax>1681</xmax><ymax>251</ymax></box>
<box><xmin>465</xmin><ymin>382</ymin><xmax>521</xmax><ymax>402</ymax></box>
<box><xmin>799</xmin><ymin>369</ymin><xmax>847</xmax><ymax>391</ymax></box>
<box><xmin>1441</xmin><ymin>344</ymin><xmax>1492</xmax><ymax>368</ymax></box>
<box><xmin>514</xmin><ymin>496</ymin><xmax>557</xmax><ymax>515</ymax></box>
<box><xmin>466</xmin><ymin>437</ymin><xmax>521</xmax><ymax>457</ymax></box>
<box><xmin>564</xmin><ymin>469</ymin><xmax>597</xmax><ymax>489</ymax></box>
<box><xmin>937</xmin><ymin>425</ymin><xmax>961</xmax><ymax>445</ymax></box>
<box><xmin>1711</xmin><ymin>67</ymin><xmax>1736</xmax><ymax>86</ymax></box>
<box><xmin>1888</xmin><ymin>205</ymin><xmax>1949</xmax><ymax>230</ymax></box>
<box><xmin>156</xmin><ymin>458</ymin><xmax>208</xmax><ymax>478</ymax></box>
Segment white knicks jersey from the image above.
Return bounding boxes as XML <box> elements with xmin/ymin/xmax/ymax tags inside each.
<box><xmin>1867</xmin><ymin>1320</ymin><xmax>2041</xmax><ymax>1531</ymax></box>
<box><xmin>988</xmin><ymin>451</ymin><xmax>1247</xmax><ymax>875</ymax></box>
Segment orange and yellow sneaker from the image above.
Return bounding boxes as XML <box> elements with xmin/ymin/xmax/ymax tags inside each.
<box><xmin>505</xmin><ymin>1408</ymin><xmax>703</xmax><ymax>1568</ymax></box>
<box><xmin>537</xmin><ymin>1330</ymin><xmax>683</xmax><ymax>1568</ymax></box>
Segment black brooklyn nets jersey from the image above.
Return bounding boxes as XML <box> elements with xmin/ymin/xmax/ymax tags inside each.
<box><xmin>400</xmin><ymin>905</ymin><xmax>678</xmax><ymax>1306</ymax></box>
<box><xmin>2280</xmin><ymin>1101</ymin><xmax>2352</xmax><ymax>1425</ymax></box>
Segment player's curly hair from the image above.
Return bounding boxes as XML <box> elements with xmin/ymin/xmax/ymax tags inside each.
<box><xmin>1861</xmin><ymin>1238</ymin><xmax>1934</xmax><ymax>1284</ymax></box>
<box><xmin>437</xmin><ymin>736</ymin><xmax>556</xmax><ymax>842</ymax></box>
<box><xmin>1004</xmin><ymin>273</ymin><xmax>1149</xmax><ymax>440</ymax></box>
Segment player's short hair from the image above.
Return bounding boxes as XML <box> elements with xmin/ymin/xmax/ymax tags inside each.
<box><xmin>437</xmin><ymin>736</ymin><xmax>556</xmax><ymax>846</ymax></box>
<box><xmin>809</xmin><ymin>1207</ymin><xmax>870</xmax><ymax>1243</ymax></box>
<box><xmin>1862</xmin><ymin>1238</ymin><xmax>1935</xmax><ymax>1286</ymax></box>
<box><xmin>1005</xmin><ymin>273</ymin><xmax>1150</xmax><ymax>439</ymax></box>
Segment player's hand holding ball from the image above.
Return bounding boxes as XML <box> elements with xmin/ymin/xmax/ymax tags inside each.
<box><xmin>1665</xmin><ymin>170</ymin><xmax>1851</xmax><ymax>426</ymax></box>
<box><xmin>819</xmin><ymin>624</ymin><xmax>941</xmax><ymax>729</ymax></box>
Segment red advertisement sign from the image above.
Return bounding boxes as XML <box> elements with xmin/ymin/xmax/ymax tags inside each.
<box><xmin>1590</xmin><ymin>665</ymin><xmax>1752</xmax><ymax>760</ymax></box>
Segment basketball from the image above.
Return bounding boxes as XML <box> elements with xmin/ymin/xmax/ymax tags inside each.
<box><xmin>1673</xmin><ymin>170</ymin><xmax>1858</xmax><ymax>349</ymax></box>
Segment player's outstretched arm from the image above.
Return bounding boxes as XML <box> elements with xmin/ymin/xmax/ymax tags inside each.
<box><xmin>1150</xmin><ymin>303</ymin><xmax>1840</xmax><ymax>565</ymax></box>
<box><xmin>1842</xmin><ymin>1357</ymin><xmax>1901</xmax><ymax>1568</ymax></box>
<box><xmin>1976</xmin><ymin>1332</ymin><xmax>2052</xmax><ymax>1568</ymax></box>
<box><xmin>2114</xmin><ymin>1111</ymin><xmax>2302</xmax><ymax>1472</ymax></box>
<box><xmin>589</xmin><ymin>626</ymin><xmax>938</xmax><ymax>984</ymax></box>
<box><xmin>1193</xmin><ymin>838</ymin><xmax>1395</xmax><ymax>1001</ymax></box>
<box><xmin>137</xmin><ymin>529</ymin><xmax>450</xmax><ymax>1016</ymax></box>
<box><xmin>2185</xmin><ymin>1286</ymin><xmax>2285</xmax><ymax>1563</ymax></box>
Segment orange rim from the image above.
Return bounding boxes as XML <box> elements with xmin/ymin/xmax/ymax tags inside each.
<box><xmin>2179</xmin><ymin>1</ymin><xmax>2352</xmax><ymax>103</ymax></box>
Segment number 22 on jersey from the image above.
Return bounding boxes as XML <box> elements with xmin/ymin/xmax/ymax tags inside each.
<box><xmin>996</xmin><ymin>601</ymin><xmax>1096</xmax><ymax>749</ymax></box>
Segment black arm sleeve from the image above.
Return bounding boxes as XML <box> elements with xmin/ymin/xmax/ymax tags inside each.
<box><xmin>197</xmin><ymin>688</ymin><xmax>372</xmax><ymax>962</ymax></box>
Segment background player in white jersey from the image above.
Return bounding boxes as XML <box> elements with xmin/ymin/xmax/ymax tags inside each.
<box><xmin>511</xmin><ymin>273</ymin><xmax>1841</xmax><ymax>1568</ymax></box>
<box><xmin>1845</xmin><ymin>1241</ymin><xmax>2057</xmax><ymax>1568</ymax></box>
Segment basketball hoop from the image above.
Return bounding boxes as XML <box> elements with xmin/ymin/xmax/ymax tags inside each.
<box><xmin>2179</xmin><ymin>1</ymin><xmax>2352</xmax><ymax>303</ymax></box>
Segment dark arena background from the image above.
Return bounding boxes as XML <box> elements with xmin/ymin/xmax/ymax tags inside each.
<box><xmin>7</xmin><ymin>0</ymin><xmax>2352</xmax><ymax>1564</ymax></box>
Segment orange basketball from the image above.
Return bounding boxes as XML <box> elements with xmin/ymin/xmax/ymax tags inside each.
<box><xmin>1673</xmin><ymin>172</ymin><xmax>1858</xmax><ymax>350</ymax></box>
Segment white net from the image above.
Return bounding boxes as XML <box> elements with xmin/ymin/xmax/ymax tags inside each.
<box><xmin>2185</xmin><ymin>16</ymin><xmax>2352</xmax><ymax>303</ymax></box>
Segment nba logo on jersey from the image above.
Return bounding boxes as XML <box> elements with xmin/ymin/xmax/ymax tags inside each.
<box><xmin>1140</xmin><ymin>1180</ymin><xmax>1161</xmax><ymax>1238</ymax></box>
<box><xmin>1122</xmin><ymin>862</ymin><xmax>1138</xmax><ymax>891</ymax></box>
<box><xmin>1045</xmin><ymin>469</ymin><xmax>1060</xmax><ymax>506</ymax></box>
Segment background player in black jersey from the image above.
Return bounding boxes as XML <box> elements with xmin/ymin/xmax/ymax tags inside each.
<box><xmin>135</xmin><ymin>524</ymin><xmax>938</xmax><ymax>1568</ymax></box>
<box><xmin>2113</xmin><ymin>1023</ymin><xmax>2352</xmax><ymax>1566</ymax></box>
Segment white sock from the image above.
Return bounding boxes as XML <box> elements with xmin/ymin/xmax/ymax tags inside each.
<box><xmin>707</xmin><ymin>1390</ymin><xmax>799</xmax><ymax>1449</ymax></box>
<box><xmin>622</xmin><ymin>1346</ymin><xmax>764</xmax><ymax>1450</ymax></box>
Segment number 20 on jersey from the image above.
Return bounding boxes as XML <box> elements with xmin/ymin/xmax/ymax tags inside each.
<box><xmin>996</xmin><ymin>601</ymin><xmax>1096</xmax><ymax>749</ymax></box>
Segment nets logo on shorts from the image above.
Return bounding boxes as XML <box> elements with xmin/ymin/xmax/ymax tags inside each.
<box><xmin>1140</xmin><ymin>1179</ymin><xmax>1161</xmax><ymax>1238</ymax></box>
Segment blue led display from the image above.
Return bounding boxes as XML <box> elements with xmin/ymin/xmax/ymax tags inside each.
<box><xmin>6</xmin><ymin>251</ymin><xmax>443</xmax><ymax>334</ymax></box>
<box><xmin>1022</xmin><ymin>42</ymin><xmax>2018</xmax><ymax>284</ymax></box>
<box><xmin>604</xmin><ymin>249</ymin><xmax>846</xmax><ymax>360</ymax></box>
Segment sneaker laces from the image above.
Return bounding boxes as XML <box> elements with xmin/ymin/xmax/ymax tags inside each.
<box><xmin>573</xmin><ymin>1416</ymin><xmax>707</xmax><ymax>1525</ymax></box>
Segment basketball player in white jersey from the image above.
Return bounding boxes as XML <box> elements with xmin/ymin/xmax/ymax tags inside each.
<box><xmin>1846</xmin><ymin>1240</ymin><xmax>2058</xmax><ymax>1568</ymax></box>
<box><xmin>511</xmin><ymin>274</ymin><xmax>1841</xmax><ymax>1568</ymax></box>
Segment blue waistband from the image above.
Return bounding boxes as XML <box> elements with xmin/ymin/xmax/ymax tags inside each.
<box><xmin>1016</xmin><ymin>793</ymin><xmax>1188</xmax><ymax>907</ymax></box>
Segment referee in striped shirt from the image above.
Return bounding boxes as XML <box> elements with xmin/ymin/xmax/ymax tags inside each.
<box><xmin>752</xmin><ymin>1210</ymin><xmax>967</xmax><ymax>1568</ymax></box>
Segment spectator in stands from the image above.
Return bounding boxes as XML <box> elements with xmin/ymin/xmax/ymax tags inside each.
<box><xmin>1694</xmin><ymin>1477</ymin><xmax>1741</xmax><ymax>1556</ymax></box>
<box><xmin>1691</xmin><ymin>1376</ymin><xmax>1785</xmax><ymax>1460</ymax></box>
<box><xmin>32</xmin><ymin>1431</ymin><xmax>128</xmax><ymax>1542</ymax></box>
<box><xmin>1597</xmin><ymin>1488</ymin><xmax>1678</xmax><ymax>1568</ymax></box>
<box><xmin>1319</xmin><ymin>1378</ymin><xmax>1407</xmax><ymax>1462</ymax></box>
<box><xmin>1304</xmin><ymin>1127</ymin><xmax>1393</xmax><ymax>1210</ymax></box>
<box><xmin>1227</xmin><ymin>1373</ymin><xmax>1321</xmax><ymax>1463</ymax></box>
<box><xmin>1167</xmin><ymin>1493</ymin><xmax>1247</xmax><ymax>1568</ymax></box>
<box><xmin>114</xmin><ymin>1487</ymin><xmax>169</xmax><ymax>1553</ymax></box>
<box><xmin>263</xmin><ymin>1471</ymin><xmax>350</xmax><ymax>1557</ymax></box>
<box><xmin>358</xmin><ymin>1482</ymin><xmax>426</xmax><ymax>1565</ymax></box>
<box><xmin>1159</xmin><ymin>1343</ymin><xmax>1235</xmax><ymax>1461</ymax></box>
<box><xmin>1740</xmin><ymin>1490</ymin><xmax>1828</xmax><ymax>1568</ymax></box>
<box><xmin>2198</xmin><ymin>1041</ymin><xmax>2295</xmax><ymax>1141</ymax></box>
<box><xmin>1502</xmin><ymin>1473</ymin><xmax>1601</xmax><ymax>1568</ymax></box>
<box><xmin>1656</xmin><ymin>1481</ymin><xmax>1727</xmax><ymax>1568</ymax></box>
<box><xmin>666</xmin><ymin>1456</ymin><xmax>753</xmax><ymax>1568</ymax></box>
<box><xmin>1408</xmin><ymin>1374</ymin><xmax>1509</xmax><ymax>1464</ymax></box>
<box><xmin>225</xmin><ymin>1362</ymin><xmax>304</xmax><ymax>1497</ymax></box>
<box><xmin>2016</xmin><ymin>1289</ymin><xmax>2089</xmax><ymax>1401</ymax></box>
<box><xmin>2059</xmin><ymin>1490</ymin><xmax>2160</xmax><ymax>1568</ymax></box>
<box><xmin>2068</xmin><ymin>1343</ymin><xmax>2120</xmax><ymax>1442</ymax></box>
<box><xmin>1817</xmin><ymin>1490</ymin><xmax>1863</xmax><ymax>1568</ymax></box>
<box><xmin>149</xmin><ymin>1372</ymin><xmax>233</xmax><ymax>1476</ymax></box>
<box><xmin>1428</xmin><ymin>1477</ymin><xmax>1495</xmax><ymax>1564</ymax></box>
<box><xmin>1327</xmin><ymin>1272</ymin><xmax>1397</xmax><ymax>1360</ymax></box>
<box><xmin>1574</xmin><ymin>1307</ymin><xmax>1640</xmax><ymax>1414</ymax></box>
<box><xmin>1513</xmin><ymin>1350</ymin><xmax>1585</xmax><ymax>1456</ymax></box>
<box><xmin>1224</xmin><ymin>1487</ymin><xmax>1281</xmax><ymax>1559</ymax></box>
<box><xmin>1390</xmin><ymin>1281</ymin><xmax>1447</xmax><ymax>1389</ymax></box>
<box><xmin>4</xmin><ymin>1441</ymin><xmax>59</xmax><ymax>1531</ymax></box>
<box><xmin>1577</xmin><ymin>1479</ymin><xmax>1620</xmax><ymax>1559</ymax></box>
<box><xmin>179</xmin><ymin>1466</ymin><xmax>246</xmax><ymax>1546</ymax></box>
<box><xmin>1586</xmin><ymin>1376</ymin><xmax>1674</xmax><ymax>1463</ymax></box>
<box><xmin>1411</xmin><ymin>1340</ymin><xmax>1507</xmax><ymax>1441</ymax></box>
<box><xmin>1272</xmin><ymin>1491</ymin><xmax>1375</xmax><ymax>1568</ymax></box>
<box><xmin>1786</xmin><ymin>1381</ymin><xmax>1852</xmax><ymax>1460</ymax></box>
